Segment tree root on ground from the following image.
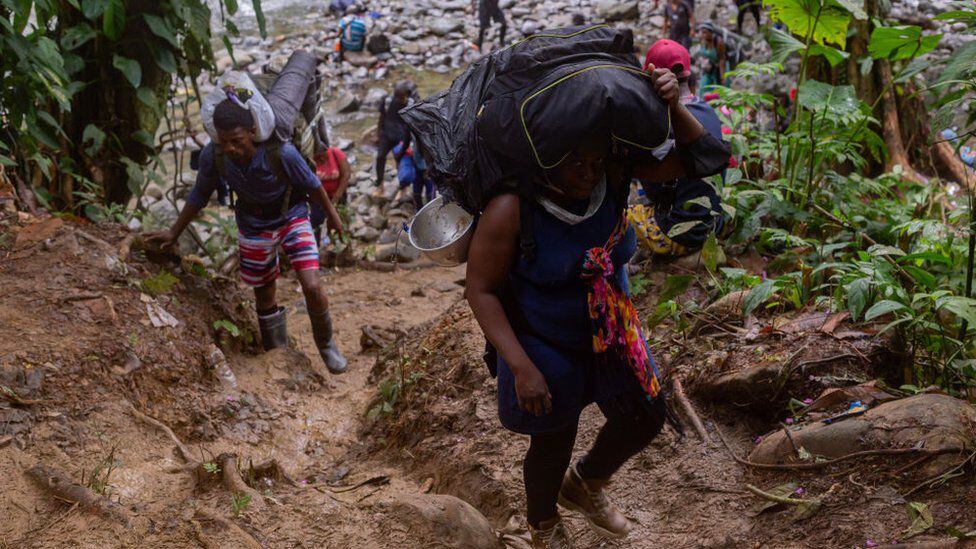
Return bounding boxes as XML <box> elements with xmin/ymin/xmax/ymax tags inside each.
<box><xmin>125</xmin><ymin>400</ymin><xmax>193</xmax><ymax>463</ymax></box>
<box><xmin>126</xmin><ymin>401</ymin><xmax>270</xmax><ymax>505</ymax></box>
<box><xmin>672</xmin><ymin>377</ymin><xmax>709</xmax><ymax>442</ymax></box>
<box><xmin>246</xmin><ymin>458</ymin><xmax>298</xmax><ymax>488</ymax></box>
<box><xmin>192</xmin><ymin>506</ymin><xmax>263</xmax><ymax>549</ymax></box>
<box><xmin>25</xmin><ymin>464</ymin><xmax>131</xmax><ymax>528</ymax></box>
<box><xmin>218</xmin><ymin>453</ymin><xmax>266</xmax><ymax>509</ymax></box>
<box><xmin>715</xmin><ymin>425</ymin><xmax>965</xmax><ymax>471</ymax></box>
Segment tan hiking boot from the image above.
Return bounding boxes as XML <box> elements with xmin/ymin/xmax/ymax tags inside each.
<box><xmin>529</xmin><ymin>516</ymin><xmax>575</xmax><ymax>549</ymax></box>
<box><xmin>557</xmin><ymin>464</ymin><xmax>631</xmax><ymax>539</ymax></box>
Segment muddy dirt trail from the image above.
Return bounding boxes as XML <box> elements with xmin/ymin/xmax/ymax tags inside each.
<box><xmin>2</xmin><ymin>215</ymin><xmax>976</xmax><ymax>549</ymax></box>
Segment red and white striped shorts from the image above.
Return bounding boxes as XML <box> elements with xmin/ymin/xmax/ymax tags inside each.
<box><xmin>238</xmin><ymin>217</ymin><xmax>319</xmax><ymax>287</ymax></box>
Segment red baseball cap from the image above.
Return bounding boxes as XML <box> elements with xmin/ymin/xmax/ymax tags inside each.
<box><xmin>644</xmin><ymin>39</ymin><xmax>692</xmax><ymax>78</ymax></box>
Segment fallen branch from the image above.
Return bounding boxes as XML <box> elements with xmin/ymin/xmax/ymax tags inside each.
<box><xmin>0</xmin><ymin>385</ymin><xmax>44</xmax><ymax>406</ymax></box>
<box><xmin>781</xmin><ymin>423</ymin><xmax>801</xmax><ymax>460</ymax></box>
<box><xmin>192</xmin><ymin>506</ymin><xmax>263</xmax><ymax>549</ymax></box>
<box><xmin>715</xmin><ymin>425</ymin><xmax>963</xmax><ymax>471</ymax></box>
<box><xmin>672</xmin><ymin>377</ymin><xmax>709</xmax><ymax>441</ymax></box>
<box><xmin>903</xmin><ymin>451</ymin><xmax>976</xmax><ymax>497</ymax></box>
<box><xmin>26</xmin><ymin>464</ymin><xmax>130</xmax><ymax>528</ymax></box>
<box><xmin>218</xmin><ymin>453</ymin><xmax>266</xmax><ymax>509</ymax></box>
<box><xmin>60</xmin><ymin>291</ymin><xmax>104</xmax><ymax>303</ymax></box>
<box><xmin>125</xmin><ymin>401</ymin><xmax>193</xmax><ymax>463</ymax></box>
<box><xmin>118</xmin><ymin>233</ymin><xmax>136</xmax><ymax>260</ymax></box>
<box><xmin>746</xmin><ymin>484</ymin><xmax>813</xmax><ymax>506</ymax></box>
<box><xmin>326</xmin><ymin>474</ymin><xmax>390</xmax><ymax>493</ymax></box>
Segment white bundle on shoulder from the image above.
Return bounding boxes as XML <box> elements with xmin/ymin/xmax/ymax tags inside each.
<box><xmin>201</xmin><ymin>71</ymin><xmax>275</xmax><ymax>142</ymax></box>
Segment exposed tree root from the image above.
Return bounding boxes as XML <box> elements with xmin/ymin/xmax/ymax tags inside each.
<box><xmin>218</xmin><ymin>453</ymin><xmax>266</xmax><ymax>509</ymax></box>
<box><xmin>125</xmin><ymin>400</ymin><xmax>194</xmax><ymax>463</ymax></box>
<box><xmin>715</xmin><ymin>425</ymin><xmax>964</xmax><ymax>471</ymax></box>
<box><xmin>247</xmin><ymin>458</ymin><xmax>298</xmax><ymax>488</ymax></box>
<box><xmin>192</xmin><ymin>506</ymin><xmax>263</xmax><ymax>549</ymax></box>
<box><xmin>26</xmin><ymin>464</ymin><xmax>130</xmax><ymax>528</ymax></box>
<box><xmin>672</xmin><ymin>377</ymin><xmax>709</xmax><ymax>441</ymax></box>
<box><xmin>746</xmin><ymin>484</ymin><xmax>818</xmax><ymax>506</ymax></box>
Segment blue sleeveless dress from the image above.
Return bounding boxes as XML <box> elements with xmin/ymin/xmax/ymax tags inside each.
<box><xmin>497</xmin><ymin>190</ymin><xmax>653</xmax><ymax>435</ymax></box>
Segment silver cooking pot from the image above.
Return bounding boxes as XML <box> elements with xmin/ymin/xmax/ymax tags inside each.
<box><xmin>407</xmin><ymin>196</ymin><xmax>475</xmax><ymax>266</ymax></box>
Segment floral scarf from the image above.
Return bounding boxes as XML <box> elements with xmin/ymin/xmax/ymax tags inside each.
<box><xmin>581</xmin><ymin>213</ymin><xmax>662</xmax><ymax>399</ymax></box>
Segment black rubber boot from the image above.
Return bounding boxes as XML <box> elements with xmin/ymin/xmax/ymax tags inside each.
<box><xmin>258</xmin><ymin>306</ymin><xmax>288</xmax><ymax>351</ymax></box>
<box><xmin>308</xmin><ymin>309</ymin><xmax>348</xmax><ymax>374</ymax></box>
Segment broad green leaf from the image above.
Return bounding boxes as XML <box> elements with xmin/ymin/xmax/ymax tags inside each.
<box><xmin>683</xmin><ymin>196</ymin><xmax>713</xmax><ymax>210</ymax></box>
<box><xmin>832</xmin><ymin>0</ymin><xmax>866</xmax><ymax>20</ymax></box>
<box><xmin>61</xmin><ymin>23</ymin><xmax>98</xmax><ymax>50</ymax></box>
<box><xmin>868</xmin><ymin>244</ymin><xmax>906</xmax><ymax>256</ymax></box>
<box><xmin>668</xmin><ymin>220</ymin><xmax>702</xmax><ymax>239</ymax></box>
<box><xmin>846</xmin><ymin>278</ymin><xmax>870</xmax><ymax>321</ymax></box>
<box><xmin>251</xmin><ymin>0</ymin><xmax>267</xmax><ymax>38</ymax></box>
<box><xmin>702</xmin><ymin>232</ymin><xmax>720</xmax><ymax>273</ymax></box>
<box><xmin>743</xmin><ymin>279</ymin><xmax>776</xmax><ymax>317</ymax></box>
<box><xmin>151</xmin><ymin>44</ymin><xmax>178</xmax><ymax>73</ymax></box>
<box><xmin>81</xmin><ymin>0</ymin><xmax>108</xmax><ymax>20</ymax></box>
<box><xmin>936</xmin><ymin>41</ymin><xmax>976</xmax><ymax>85</ymax></box>
<box><xmin>13</xmin><ymin>0</ymin><xmax>31</xmax><ymax>33</ymax></box>
<box><xmin>906</xmin><ymin>502</ymin><xmax>934</xmax><ymax>538</ymax></box>
<box><xmin>82</xmin><ymin>123</ymin><xmax>106</xmax><ymax>155</ymax></box>
<box><xmin>222</xmin><ymin>35</ymin><xmax>237</xmax><ymax>65</ymax></box>
<box><xmin>765</xmin><ymin>0</ymin><xmax>851</xmax><ymax>47</ymax></box>
<box><xmin>225</xmin><ymin>0</ymin><xmax>238</xmax><ymax>15</ymax></box>
<box><xmin>143</xmin><ymin>14</ymin><xmax>179</xmax><ymax>48</ymax></box>
<box><xmin>766</xmin><ymin>27</ymin><xmax>805</xmax><ymax>64</ymax></box>
<box><xmin>864</xmin><ymin>300</ymin><xmax>907</xmax><ymax>321</ymax></box>
<box><xmin>808</xmin><ymin>44</ymin><xmax>849</xmax><ymax>66</ymax></box>
<box><xmin>102</xmin><ymin>0</ymin><xmax>125</xmax><ymax>41</ymax></box>
<box><xmin>902</xmin><ymin>265</ymin><xmax>938</xmax><ymax>290</ymax></box>
<box><xmin>898</xmin><ymin>252</ymin><xmax>953</xmax><ymax>266</ymax></box>
<box><xmin>931</xmin><ymin>98</ymin><xmax>965</xmax><ymax>135</ymax></box>
<box><xmin>132</xmin><ymin>130</ymin><xmax>155</xmax><ymax>149</ymax></box>
<box><xmin>895</xmin><ymin>58</ymin><xmax>928</xmax><ymax>83</ymax></box>
<box><xmin>112</xmin><ymin>55</ymin><xmax>142</xmax><ymax>87</ymax></box>
<box><xmin>657</xmin><ymin>274</ymin><xmax>694</xmax><ymax>303</ymax></box>
<box><xmin>933</xmin><ymin>10</ymin><xmax>976</xmax><ymax>23</ymax></box>
<box><xmin>940</xmin><ymin>297</ymin><xmax>976</xmax><ymax>327</ymax></box>
<box><xmin>797</xmin><ymin>80</ymin><xmax>860</xmax><ymax>120</ymax></box>
<box><xmin>136</xmin><ymin>87</ymin><xmax>161</xmax><ymax>116</ymax></box>
<box><xmin>868</xmin><ymin>26</ymin><xmax>941</xmax><ymax>60</ymax></box>
<box><xmin>122</xmin><ymin>157</ymin><xmax>144</xmax><ymax>195</ymax></box>
<box><xmin>0</xmin><ymin>154</ymin><xmax>17</xmax><ymax>167</ymax></box>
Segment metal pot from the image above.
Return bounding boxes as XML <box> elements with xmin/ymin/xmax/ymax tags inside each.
<box><xmin>408</xmin><ymin>196</ymin><xmax>475</xmax><ymax>267</ymax></box>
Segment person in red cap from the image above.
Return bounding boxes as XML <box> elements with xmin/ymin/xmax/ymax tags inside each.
<box><xmin>628</xmin><ymin>39</ymin><xmax>727</xmax><ymax>257</ymax></box>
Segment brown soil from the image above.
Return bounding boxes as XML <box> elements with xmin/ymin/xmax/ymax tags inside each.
<box><xmin>2</xmin><ymin>212</ymin><xmax>975</xmax><ymax>548</ymax></box>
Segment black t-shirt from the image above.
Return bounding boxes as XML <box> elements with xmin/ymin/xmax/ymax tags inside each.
<box><xmin>380</xmin><ymin>96</ymin><xmax>411</xmax><ymax>142</ymax></box>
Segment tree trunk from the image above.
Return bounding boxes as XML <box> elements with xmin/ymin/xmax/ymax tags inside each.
<box><xmin>877</xmin><ymin>60</ymin><xmax>922</xmax><ymax>182</ymax></box>
<box><xmin>53</xmin><ymin>1</ymin><xmax>169</xmax><ymax>210</ymax></box>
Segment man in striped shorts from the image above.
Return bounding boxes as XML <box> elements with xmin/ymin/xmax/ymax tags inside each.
<box><xmin>146</xmin><ymin>100</ymin><xmax>349</xmax><ymax>374</ymax></box>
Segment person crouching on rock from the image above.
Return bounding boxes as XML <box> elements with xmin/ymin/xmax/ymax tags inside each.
<box><xmin>145</xmin><ymin>99</ymin><xmax>349</xmax><ymax>374</ymax></box>
<box><xmin>464</xmin><ymin>67</ymin><xmax>729</xmax><ymax>547</ymax></box>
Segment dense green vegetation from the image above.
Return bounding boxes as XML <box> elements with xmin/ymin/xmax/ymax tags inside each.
<box><xmin>654</xmin><ymin>0</ymin><xmax>976</xmax><ymax>395</ymax></box>
<box><xmin>0</xmin><ymin>0</ymin><xmax>266</xmax><ymax>216</ymax></box>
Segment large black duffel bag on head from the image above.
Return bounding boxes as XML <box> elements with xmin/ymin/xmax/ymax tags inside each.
<box><xmin>401</xmin><ymin>25</ymin><xmax>672</xmax><ymax>213</ymax></box>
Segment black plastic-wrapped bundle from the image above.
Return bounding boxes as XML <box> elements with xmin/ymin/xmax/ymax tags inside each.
<box><xmin>401</xmin><ymin>25</ymin><xmax>673</xmax><ymax>213</ymax></box>
<box><xmin>263</xmin><ymin>50</ymin><xmax>318</xmax><ymax>142</ymax></box>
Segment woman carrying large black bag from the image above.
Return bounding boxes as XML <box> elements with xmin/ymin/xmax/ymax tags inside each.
<box><xmin>464</xmin><ymin>65</ymin><xmax>728</xmax><ymax>548</ymax></box>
